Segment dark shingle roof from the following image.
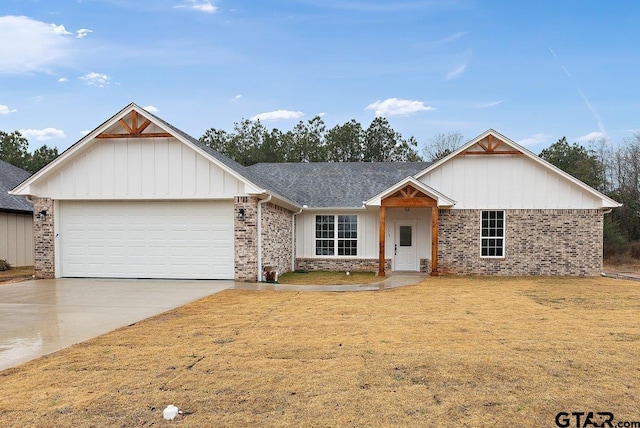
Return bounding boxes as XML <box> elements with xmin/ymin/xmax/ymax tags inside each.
<box><xmin>0</xmin><ymin>160</ymin><xmax>32</xmax><ymax>213</ymax></box>
<box><xmin>247</xmin><ymin>162</ymin><xmax>432</xmax><ymax>207</ymax></box>
<box><xmin>144</xmin><ymin>105</ymin><xmax>432</xmax><ymax>208</ymax></box>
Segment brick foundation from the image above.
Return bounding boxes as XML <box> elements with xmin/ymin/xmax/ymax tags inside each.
<box><xmin>33</xmin><ymin>197</ymin><xmax>55</xmax><ymax>279</ymax></box>
<box><xmin>420</xmin><ymin>258</ymin><xmax>432</xmax><ymax>274</ymax></box>
<box><xmin>296</xmin><ymin>258</ymin><xmax>391</xmax><ymax>274</ymax></box>
<box><xmin>438</xmin><ymin>209</ymin><xmax>603</xmax><ymax>276</ymax></box>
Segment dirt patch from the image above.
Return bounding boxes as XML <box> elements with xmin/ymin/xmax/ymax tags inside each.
<box><xmin>1</xmin><ymin>276</ymin><xmax>639</xmax><ymax>426</ymax></box>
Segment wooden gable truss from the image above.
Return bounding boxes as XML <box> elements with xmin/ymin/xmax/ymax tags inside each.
<box><xmin>458</xmin><ymin>134</ymin><xmax>522</xmax><ymax>155</ymax></box>
<box><xmin>96</xmin><ymin>110</ymin><xmax>172</xmax><ymax>139</ymax></box>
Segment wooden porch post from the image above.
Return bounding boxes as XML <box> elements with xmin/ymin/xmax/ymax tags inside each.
<box><xmin>431</xmin><ymin>206</ymin><xmax>439</xmax><ymax>276</ymax></box>
<box><xmin>378</xmin><ymin>206</ymin><xmax>386</xmax><ymax>277</ymax></box>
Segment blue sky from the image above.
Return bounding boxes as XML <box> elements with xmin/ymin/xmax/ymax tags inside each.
<box><xmin>1</xmin><ymin>0</ymin><xmax>639</xmax><ymax>155</ymax></box>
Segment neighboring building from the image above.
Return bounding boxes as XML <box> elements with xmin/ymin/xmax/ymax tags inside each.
<box><xmin>11</xmin><ymin>103</ymin><xmax>620</xmax><ymax>280</ymax></box>
<box><xmin>1</xmin><ymin>159</ymin><xmax>33</xmax><ymax>266</ymax></box>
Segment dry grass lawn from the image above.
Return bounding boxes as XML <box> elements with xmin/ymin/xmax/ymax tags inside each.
<box><xmin>278</xmin><ymin>270</ymin><xmax>380</xmax><ymax>285</ymax></box>
<box><xmin>1</xmin><ymin>276</ymin><xmax>639</xmax><ymax>427</ymax></box>
<box><xmin>0</xmin><ymin>266</ymin><xmax>34</xmax><ymax>285</ymax></box>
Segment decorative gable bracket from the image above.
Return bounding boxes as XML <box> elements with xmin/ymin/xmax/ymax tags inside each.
<box><xmin>96</xmin><ymin>110</ymin><xmax>172</xmax><ymax>139</ymax></box>
<box><xmin>459</xmin><ymin>134</ymin><xmax>522</xmax><ymax>155</ymax></box>
<box><xmin>381</xmin><ymin>184</ymin><xmax>438</xmax><ymax>207</ymax></box>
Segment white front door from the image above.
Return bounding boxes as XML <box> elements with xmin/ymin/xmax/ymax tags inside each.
<box><xmin>394</xmin><ymin>221</ymin><xmax>417</xmax><ymax>271</ymax></box>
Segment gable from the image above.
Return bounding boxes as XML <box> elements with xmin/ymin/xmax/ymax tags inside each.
<box><xmin>417</xmin><ymin>130</ymin><xmax>620</xmax><ymax>209</ymax></box>
<box><xmin>28</xmin><ymin>136</ymin><xmax>245</xmax><ymax>199</ymax></box>
<box><xmin>12</xmin><ymin>105</ymin><xmax>260</xmax><ymax>200</ymax></box>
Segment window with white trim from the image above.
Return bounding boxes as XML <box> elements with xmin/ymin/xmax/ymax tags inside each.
<box><xmin>480</xmin><ymin>210</ymin><xmax>505</xmax><ymax>257</ymax></box>
<box><xmin>315</xmin><ymin>215</ymin><xmax>357</xmax><ymax>256</ymax></box>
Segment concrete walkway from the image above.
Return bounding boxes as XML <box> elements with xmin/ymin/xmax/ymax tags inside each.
<box><xmin>602</xmin><ymin>271</ymin><xmax>640</xmax><ymax>281</ymax></box>
<box><xmin>233</xmin><ymin>273</ymin><xmax>429</xmax><ymax>292</ymax></box>
<box><xmin>0</xmin><ymin>278</ymin><xmax>233</xmax><ymax>371</ymax></box>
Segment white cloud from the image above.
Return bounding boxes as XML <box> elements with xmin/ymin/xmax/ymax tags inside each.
<box><xmin>251</xmin><ymin>110</ymin><xmax>304</xmax><ymax>121</ymax></box>
<box><xmin>576</xmin><ymin>131</ymin><xmax>606</xmax><ymax>142</ymax></box>
<box><xmin>80</xmin><ymin>130</ymin><xmax>91</xmax><ymax>136</ymax></box>
<box><xmin>79</xmin><ymin>72</ymin><xmax>110</xmax><ymax>87</ymax></box>
<box><xmin>19</xmin><ymin>128</ymin><xmax>66</xmax><ymax>141</ymax></box>
<box><xmin>475</xmin><ymin>100</ymin><xmax>503</xmax><ymax>109</ymax></box>
<box><xmin>143</xmin><ymin>105</ymin><xmax>159</xmax><ymax>113</ymax></box>
<box><xmin>318</xmin><ymin>112</ymin><xmax>326</xmax><ymax>117</ymax></box>
<box><xmin>0</xmin><ymin>16</ymin><xmax>75</xmax><ymax>74</ymax></box>
<box><xmin>0</xmin><ymin>104</ymin><xmax>17</xmax><ymax>115</ymax></box>
<box><xmin>365</xmin><ymin>98</ymin><xmax>435</xmax><ymax>117</ymax></box>
<box><xmin>517</xmin><ymin>133</ymin><xmax>549</xmax><ymax>147</ymax></box>
<box><xmin>58</xmin><ymin>77</ymin><xmax>68</xmax><ymax>83</ymax></box>
<box><xmin>176</xmin><ymin>0</ymin><xmax>218</xmax><ymax>13</ymax></box>
<box><xmin>50</xmin><ymin>24</ymin><xmax>71</xmax><ymax>35</ymax></box>
<box><xmin>231</xmin><ymin>94</ymin><xmax>242</xmax><ymax>101</ymax></box>
<box><xmin>76</xmin><ymin>28</ymin><xmax>92</xmax><ymax>38</ymax></box>
<box><xmin>446</xmin><ymin>64</ymin><xmax>467</xmax><ymax>80</ymax></box>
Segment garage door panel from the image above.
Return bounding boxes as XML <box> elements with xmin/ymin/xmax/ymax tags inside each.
<box><xmin>59</xmin><ymin>200</ymin><xmax>234</xmax><ymax>279</ymax></box>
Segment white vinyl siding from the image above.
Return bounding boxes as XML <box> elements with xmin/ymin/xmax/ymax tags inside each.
<box><xmin>30</xmin><ymin>136</ymin><xmax>245</xmax><ymax>199</ymax></box>
<box><xmin>420</xmin><ymin>154</ymin><xmax>604</xmax><ymax>209</ymax></box>
<box><xmin>58</xmin><ymin>200</ymin><xmax>233</xmax><ymax>279</ymax></box>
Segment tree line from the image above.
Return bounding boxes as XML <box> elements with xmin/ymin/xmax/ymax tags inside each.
<box><xmin>199</xmin><ymin>116</ymin><xmax>422</xmax><ymax>164</ymax></box>
<box><xmin>0</xmin><ymin>131</ymin><xmax>59</xmax><ymax>174</ymax></box>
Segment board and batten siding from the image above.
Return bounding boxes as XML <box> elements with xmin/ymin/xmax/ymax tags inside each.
<box><xmin>0</xmin><ymin>212</ymin><xmax>34</xmax><ymax>266</ymax></box>
<box><xmin>295</xmin><ymin>210</ymin><xmax>379</xmax><ymax>258</ymax></box>
<box><xmin>420</xmin><ymin>154</ymin><xmax>604</xmax><ymax>209</ymax></box>
<box><xmin>29</xmin><ymin>137</ymin><xmax>245</xmax><ymax>199</ymax></box>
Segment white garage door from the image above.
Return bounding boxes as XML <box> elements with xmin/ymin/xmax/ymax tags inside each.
<box><xmin>59</xmin><ymin>200</ymin><xmax>234</xmax><ymax>279</ymax></box>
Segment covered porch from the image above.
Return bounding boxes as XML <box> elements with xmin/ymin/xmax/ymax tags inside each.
<box><xmin>366</xmin><ymin>177</ymin><xmax>455</xmax><ymax>278</ymax></box>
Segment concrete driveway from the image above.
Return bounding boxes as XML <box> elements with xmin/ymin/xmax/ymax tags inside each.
<box><xmin>0</xmin><ymin>278</ymin><xmax>234</xmax><ymax>371</ymax></box>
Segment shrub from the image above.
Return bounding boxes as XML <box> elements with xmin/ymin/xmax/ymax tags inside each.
<box><xmin>0</xmin><ymin>260</ymin><xmax>10</xmax><ymax>271</ymax></box>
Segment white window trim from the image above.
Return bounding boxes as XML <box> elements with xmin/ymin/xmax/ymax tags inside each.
<box><xmin>479</xmin><ymin>210</ymin><xmax>506</xmax><ymax>259</ymax></box>
<box><xmin>314</xmin><ymin>214</ymin><xmax>359</xmax><ymax>257</ymax></box>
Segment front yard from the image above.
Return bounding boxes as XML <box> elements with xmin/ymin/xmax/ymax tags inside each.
<box><xmin>1</xmin><ymin>276</ymin><xmax>639</xmax><ymax>427</ymax></box>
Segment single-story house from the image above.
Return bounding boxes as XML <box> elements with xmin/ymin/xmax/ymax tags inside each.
<box><xmin>1</xmin><ymin>159</ymin><xmax>34</xmax><ymax>266</ymax></box>
<box><xmin>11</xmin><ymin>103</ymin><xmax>620</xmax><ymax>280</ymax></box>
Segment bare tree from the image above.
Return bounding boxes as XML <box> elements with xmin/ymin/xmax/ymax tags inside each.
<box><xmin>422</xmin><ymin>132</ymin><xmax>464</xmax><ymax>162</ymax></box>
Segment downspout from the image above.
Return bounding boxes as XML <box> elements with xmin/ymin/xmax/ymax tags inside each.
<box><xmin>256</xmin><ymin>195</ymin><xmax>272</xmax><ymax>281</ymax></box>
<box><xmin>291</xmin><ymin>207</ymin><xmax>304</xmax><ymax>272</ymax></box>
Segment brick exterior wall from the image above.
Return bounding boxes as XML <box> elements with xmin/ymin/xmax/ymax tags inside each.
<box><xmin>296</xmin><ymin>257</ymin><xmax>391</xmax><ymax>273</ymax></box>
<box><xmin>261</xmin><ymin>202</ymin><xmax>294</xmax><ymax>276</ymax></box>
<box><xmin>33</xmin><ymin>197</ymin><xmax>55</xmax><ymax>279</ymax></box>
<box><xmin>234</xmin><ymin>196</ymin><xmax>259</xmax><ymax>281</ymax></box>
<box><xmin>438</xmin><ymin>209</ymin><xmax>603</xmax><ymax>276</ymax></box>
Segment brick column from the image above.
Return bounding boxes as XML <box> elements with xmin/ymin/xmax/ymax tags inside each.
<box><xmin>33</xmin><ymin>197</ymin><xmax>55</xmax><ymax>279</ymax></box>
<box><xmin>234</xmin><ymin>196</ymin><xmax>259</xmax><ymax>281</ymax></box>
